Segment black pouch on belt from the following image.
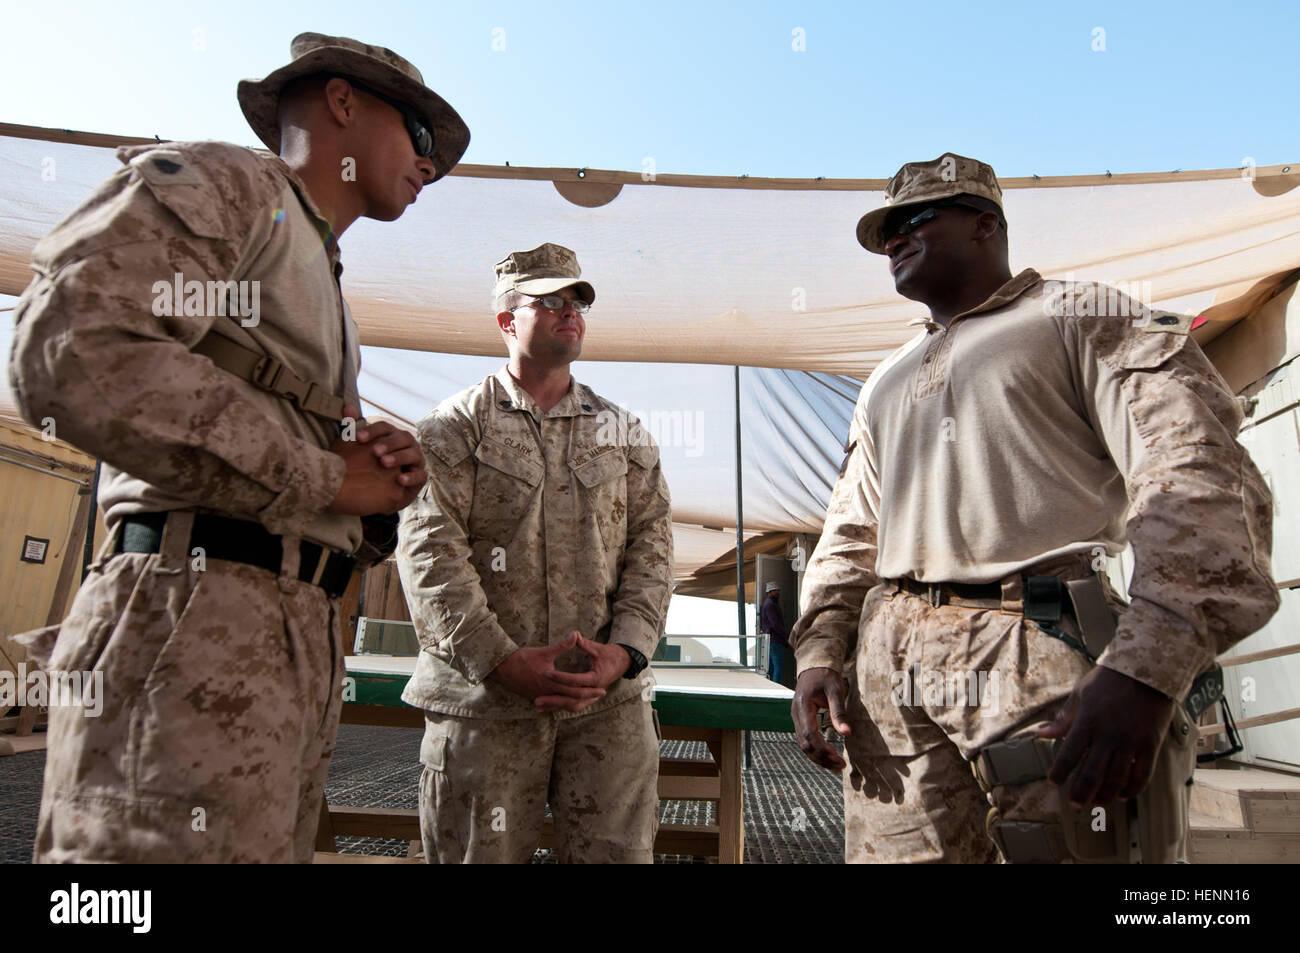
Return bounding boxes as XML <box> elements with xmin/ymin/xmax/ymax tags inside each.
<box><xmin>1023</xmin><ymin>574</ymin><xmax>1118</xmax><ymax>663</ymax></box>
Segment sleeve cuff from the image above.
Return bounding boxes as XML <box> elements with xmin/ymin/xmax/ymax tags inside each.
<box><xmin>449</xmin><ymin>619</ymin><xmax>519</xmax><ymax>685</ymax></box>
<box><xmin>353</xmin><ymin>513</ymin><xmax>400</xmax><ymax>568</ymax></box>
<box><xmin>258</xmin><ymin>444</ymin><xmax>346</xmax><ymax>531</ymax></box>
<box><xmin>794</xmin><ymin>640</ymin><xmax>848</xmax><ymax>675</ymax></box>
<box><xmin>610</xmin><ymin>614</ymin><xmax>660</xmax><ymax>661</ymax></box>
<box><xmin>1097</xmin><ymin>632</ymin><xmax>1215</xmax><ymax>704</ymax></box>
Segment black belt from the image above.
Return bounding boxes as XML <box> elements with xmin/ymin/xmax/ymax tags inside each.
<box><xmin>115</xmin><ymin>512</ymin><xmax>356</xmax><ymax>599</ymax></box>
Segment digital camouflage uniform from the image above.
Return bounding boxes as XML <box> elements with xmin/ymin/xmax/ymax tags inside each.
<box><xmin>9</xmin><ymin>139</ymin><xmax>375</xmax><ymax>863</ymax></box>
<box><xmin>9</xmin><ymin>32</ymin><xmax>469</xmax><ymax>864</ymax></box>
<box><xmin>793</xmin><ymin>155</ymin><xmax>1279</xmax><ymax>864</ymax></box>
<box><xmin>398</xmin><ymin>359</ymin><xmax>674</xmax><ymax>864</ymax></box>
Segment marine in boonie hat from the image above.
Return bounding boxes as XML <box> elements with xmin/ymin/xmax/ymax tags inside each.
<box><xmin>856</xmin><ymin>153</ymin><xmax>1004</xmax><ymax>254</ymax></box>
<box><xmin>237</xmin><ymin>32</ymin><xmax>470</xmax><ymax>182</ymax></box>
<box><xmin>493</xmin><ymin>242</ymin><xmax>596</xmax><ymax>306</ymax></box>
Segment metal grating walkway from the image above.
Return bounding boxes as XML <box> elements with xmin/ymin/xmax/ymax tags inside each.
<box><xmin>1</xmin><ymin>725</ymin><xmax>846</xmax><ymax>864</ymax></box>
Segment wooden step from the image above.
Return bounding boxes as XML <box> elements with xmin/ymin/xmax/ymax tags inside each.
<box><xmin>1188</xmin><ymin>808</ymin><xmax>1244</xmax><ymax>833</ymax></box>
<box><xmin>1190</xmin><ymin>773</ymin><xmax>1247</xmax><ymax>826</ymax></box>
<box><xmin>1193</xmin><ymin>765</ymin><xmax>1300</xmax><ymax>833</ymax></box>
<box><xmin>1248</xmin><ymin>796</ymin><xmax>1300</xmax><ymax>834</ymax></box>
<box><xmin>1195</xmin><ymin>764</ymin><xmax>1300</xmax><ymax>795</ymax></box>
<box><xmin>0</xmin><ymin>732</ymin><xmax>47</xmax><ymax>756</ymax></box>
<box><xmin>1187</xmin><ymin>764</ymin><xmax>1300</xmax><ymax>862</ymax></box>
<box><xmin>1189</xmin><ymin>828</ymin><xmax>1300</xmax><ymax>863</ymax></box>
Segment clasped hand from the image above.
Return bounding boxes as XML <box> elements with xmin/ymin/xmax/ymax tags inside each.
<box><xmin>326</xmin><ymin>403</ymin><xmax>427</xmax><ymax>516</ymax></box>
<box><xmin>491</xmin><ymin>632</ymin><xmax>631</xmax><ymax>714</ymax></box>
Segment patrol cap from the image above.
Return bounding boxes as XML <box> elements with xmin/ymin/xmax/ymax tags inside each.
<box><xmin>856</xmin><ymin>153</ymin><xmax>1004</xmax><ymax>254</ymax></box>
<box><xmin>237</xmin><ymin>32</ymin><xmax>471</xmax><ymax>182</ymax></box>
<box><xmin>493</xmin><ymin>243</ymin><xmax>595</xmax><ymax>306</ymax></box>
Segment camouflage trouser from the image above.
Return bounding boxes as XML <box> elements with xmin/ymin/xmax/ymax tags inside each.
<box><xmin>841</xmin><ymin>560</ymin><xmax>1196</xmax><ymax>864</ymax></box>
<box><xmin>29</xmin><ymin>512</ymin><xmax>344</xmax><ymax>863</ymax></box>
<box><xmin>417</xmin><ymin>694</ymin><xmax>660</xmax><ymax>863</ymax></box>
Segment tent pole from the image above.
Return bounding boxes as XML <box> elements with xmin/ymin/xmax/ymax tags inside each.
<box><xmin>734</xmin><ymin>365</ymin><xmax>747</xmax><ymax>666</ymax></box>
<box><xmin>735</xmin><ymin>365</ymin><xmax>753</xmax><ymax>771</ymax></box>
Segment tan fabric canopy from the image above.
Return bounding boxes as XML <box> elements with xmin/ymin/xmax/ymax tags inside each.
<box><xmin>3</xmin><ymin>123</ymin><xmax>1299</xmax><ymax>372</ymax></box>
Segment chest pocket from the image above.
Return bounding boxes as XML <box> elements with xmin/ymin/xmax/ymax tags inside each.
<box><xmin>571</xmin><ymin>449</ymin><xmax>628</xmax><ymax>489</ymax></box>
<box><xmin>571</xmin><ymin>449</ymin><xmax>629</xmax><ymax>553</ymax></box>
<box><xmin>469</xmin><ymin>438</ymin><xmax>543</xmax><ymax>539</ymax></box>
<box><xmin>476</xmin><ymin>438</ymin><xmax>543</xmax><ymax>485</ymax></box>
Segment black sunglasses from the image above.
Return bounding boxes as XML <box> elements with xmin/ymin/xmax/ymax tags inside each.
<box><xmin>884</xmin><ymin>199</ymin><xmax>1004</xmax><ymax>241</ymax></box>
<box><xmin>335</xmin><ymin>77</ymin><xmax>436</xmax><ymax>160</ymax></box>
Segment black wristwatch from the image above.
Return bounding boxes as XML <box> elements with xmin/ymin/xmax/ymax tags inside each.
<box><xmin>619</xmin><ymin>644</ymin><xmax>648</xmax><ymax>679</ymax></box>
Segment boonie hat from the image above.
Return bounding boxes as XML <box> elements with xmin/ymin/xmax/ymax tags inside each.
<box><xmin>238</xmin><ymin>31</ymin><xmax>470</xmax><ymax>182</ymax></box>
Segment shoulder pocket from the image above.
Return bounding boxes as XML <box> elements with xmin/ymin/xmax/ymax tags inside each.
<box><xmin>476</xmin><ymin>438</ymin><xmax>544</xmax><ymax>486</ymax></box>
<box><xmin>572</xmin><ymin>449</ymin><xmax>628</xmax><ymax>488</ymax></box>
<box><xmin>128</xmin><ymin>150</ymin><xmax>234</xmax><ymax>241</ymax></box>
<box><xmin>1089</xmin><ymin>310</ymin><xmax>1193</xmax><ymax>372</ymax></box>
<box><xmin>1121</xmin><ymin>328</ymin><xmax>1192</xmax><ymax>370</ymax></box>
<box><xmin>628</xmin><ymin>442</ymin><xmax>659</xmax><ymax>471</ymax></box>
<box><xmin>420</xmin><ymin>413</ymin><xmax>474</xmax><ymax>469</ymax></box>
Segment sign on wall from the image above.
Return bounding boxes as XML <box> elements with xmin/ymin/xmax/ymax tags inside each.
<box><xmin>20</xmin><ymin>536</ymin><xmax>49</xmax><ymax>564</ymax></box>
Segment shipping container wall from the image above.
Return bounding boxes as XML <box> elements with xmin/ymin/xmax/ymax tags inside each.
<box><xmin>1229</xmin><ymin>396</ymin><xmax>1300</xmax><ymax>771</ymax></box>
<box><xmin>0</xmin><ymin>419</ymin><xmax>103</xmax><ymax>675</ymax></box>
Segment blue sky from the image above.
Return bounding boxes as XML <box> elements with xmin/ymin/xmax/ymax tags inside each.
<box><xmin>4</xmin><ymin>0</ymin><xmax>1296</xmax><ymax>179</ymax></box>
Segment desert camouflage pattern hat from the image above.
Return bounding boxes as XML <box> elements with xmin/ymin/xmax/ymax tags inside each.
<box><xmin>856</xmin><ymin>153</ymin><xmax>1004</xmax><ymax>254</ymax></box>
<box><xmin>237</xmin><ymin>32</ymin><xmax>471</xmax><ymax>182</ymax></box>
<box><xmin>493</xmin><ymin>243</ymin><xmax>595</xmax><ymax>305</ymax></box>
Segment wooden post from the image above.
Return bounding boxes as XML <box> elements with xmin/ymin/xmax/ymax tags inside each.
<box><xmin>314</xmin><ymin>797</ymin><xmax>337</xmax><ymax>852</ymax></box>
<box><xmin>718</xmin><ymin>729</ymin><xmax>744</xmax><ymax>863</ymax></box>
<box><xmin>338</xmin><ymin>569</ymin><xmax>364</xmax><ymax>655</ymax></box>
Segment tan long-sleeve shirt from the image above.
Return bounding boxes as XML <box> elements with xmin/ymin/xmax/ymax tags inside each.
<box><xmin>793</xmin><ymin>269</ymin><xmax>1279</xmax><ymax>702</ymax></box>
<box><xmin>398</xmin><ymin>368</ymin><xmax>674</xmax><ymax>719</ymax></box>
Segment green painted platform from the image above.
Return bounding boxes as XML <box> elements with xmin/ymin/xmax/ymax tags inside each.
<box><xmin>344</xmin><ymin>656</ymin><xmax>794</xmax><ymax>733</ymax></box>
